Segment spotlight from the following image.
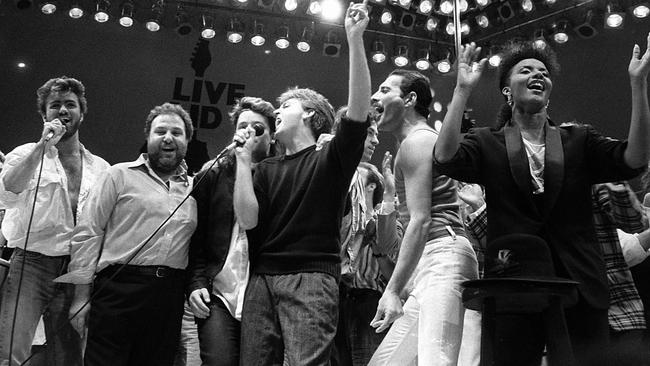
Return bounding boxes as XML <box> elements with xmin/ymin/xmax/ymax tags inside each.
<box><xmin>257</xmin><ymin>0</ymin><xmax>275</xmax><ymax>9</ymax></box>
<box><xmin>433</xmin><ymin>101</ymin><xmax>442</xmax><ymax>112</ymax></box>
<box><xmin>275</xmin><ymin>25</ymin><xmax>290</xmax><ymax>49</ymax></box>
<box><xmin>371</xmin><ymin>40</ymin><xmax>387</xmax><ymax>63</ymax></box>
<box><xmin>436</xmin><ymin>52</ymin><xmax>452</xmax><ymax>74</ymax></box>
<box><xmin>175</xmin><ymin>5</ymin><xmax>193</xmax><ymax>35</ymax></box>
<box><xmin>284</xmin><ymin>0</ymin><xmax>298</xmax><ymax>12</ymax></box>
<box><xmin>94</xmin><ymin>0</ymin><xmax>110</xmax><ymax>22</ymax></box>
<box><xmin>321</xmin><ymin>0</ymin><xmax>343</xmax><ymax>21</ymax></box>
<box><xmin>323</xmin><ymin>30</ymin><xmax>341</xmax><ymax>57</ymax></box>
<box><xmin>306</xmin><ymin>0</ymin><xmax>321</xmax><ymax>15</ymax></box>
<box><xmin>233</xmin><ymin>0</ymin><xmax>249</xmax><ymax>5</ymax></box>
<box><xmin>604</xmin><ymin>2</ymin><xmax>625</xmax><ymax>29</ymax></box>
<box><xmin>296</xmin><ymin>23</ymin><xmax>314</xmax><ymax>52</ymax></box>
<box><xmin>476</xmin><ymin>0</ymin><xmax>490</xmax><ymax>8</ymax></box>
<box><xmin>573</xmin><ymin>10</ymin><xmax>597</xmax><ymax>39</ymax></box>
<box><xmin>425</xmin><ymin>16</ymin><xmax>438</xmax><ymax>31</ymax></box>
<box><xmin>439</xmin><ymin>0</ymin><xmax>453</xmax><ymax>15</ymax></box>
<box><xmin>417</xmin><ymin>0</ymin><xmax>433</xmax><ymax>15</ymax></box>
<box><xmin>145</xmin><ymin>1</ymin><xmax>164</xmax><ymax>32</ymax></box>
<box><xmin>488</xmin><ymin>53</ymin><xmax>501</xmax><ymax>67</ymax></box>
<box><xmin>380</xmin><ymin>9</ymin><xmax>394</xmax><ymax>24</ymax></box>
<box><xmin>119</xmin><ymin>1</ymin><xmax>134</xmax><ymax>27</ymax></box>
<box><xmin>393</xmin><ymin>44</ymin><xmax>409</xmax><ymax>67</ymax></box>
<box><xmin>497</xmin><ymin>1</ymin><xmax>514</xmax><ymax>23</ymax></box>
<box><xmin>251</xmin><ymin>20</ymin><xmax>266</xmax><ymax>46</ymax></box>
<box><xmin>461</xmin><ymin>20</ymin><xmax>470</xmax><ymax>35</ymax></box>
<box><xmin>40</xmin><ymin>0</ymin><xmax>56</xmax><ymax>14</ymax></box>
<box><xmin>201</xmin><ymin>14</ymin><xmax>216</xmax><ymax>39</ymax></box>
<box><xmin>532</xmin><ymin>28</ymin><xmax>548</xmax><ymax>49</ymax></box>
<box><xmin>551</xmin><ymin>20</ymin><xmax>569</xmax><ymax>44</ymax></box>
<box><xmin>399</xmin><ymin>12</ymin><xmax>416</xmax><ymax>31</ymax></box>
<box><xmin>445</xmin><ymin>20</ymin><xmax>468</xmax><ymax>35</ymax></box>
<box><xmin>69</xmin><ymin>2</ymin><xmax>83</xmax><ymax>18</ymax></box>
<box><xmin>415</xmin><ymin>48</ymin><xmax>431</xmax><ymax>71</ymax></box>
<box><xmin>543</xmin><ymin>0</ymin><xmax>556</xmax><ymax>5</ymax></box>
<box><xmin>520</xmin><ymin>0</ymin><xmax>534</xmax><ymax>13</ymax></box>
<box><xmin>632</xmin><ymin>2</ymin><xmax>650</xmax><ymax>18</ymax></box>
<box><xmin>226</xmin><ymin>18</ymin><xmax>244</xmax><ymax>43</ymax></box>
<box><xmin>390</xmin><ymin>0</ymin><xmax>411</xmax><ymax>10</ymax></box>
<box><xmin>14</xmin><ymin>0</ymin><xmax>33</xmax><ymax>9</ymax></box>
<box><xmin>475</xmin><ymin>13</ymin><xmax>489</xmax><ymax>28</ymax></box>
<box><xmin>368</xmin><ymin>0</ymin><xmax>386</xmax><ymax>5</ymax></box>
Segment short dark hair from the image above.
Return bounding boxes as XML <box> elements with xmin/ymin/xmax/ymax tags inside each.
<box><xmin>36</xmin><ymin>76</ymin><xmax>88</xmax><ymax>116</ymax></box>
<box><xmin>388</xmin><ymin>69</ymin><xmax>433</xmax><ymax>119</ymax></box>
<box><xmin>144</xmin><ymin>103</ymin><xmax>193</xmax><ymax>140</ymax></box>
<box><xmin>229</xmin><ymin>96</ymin><xmax>276</xmax><ymax>133</ymax></box>
<box><xmin>278</xmin><ymin>87</ymin><xmax>335</xmax><ymax>140</ymax></box>
<box><xmin>359</xmin><ymin>162</ymin><xmax>384</xmax><ymax>207</ymax></box>
<box><xmin>497</xmin><ymin>40</ymin><xmax>560</xmax><ymax>93</ymax></box>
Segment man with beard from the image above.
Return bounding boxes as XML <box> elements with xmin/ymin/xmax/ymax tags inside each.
<box><xmin>56</xmin><ymin>103</ymin><xmax>197</xmax><ymax>366</ymax></box>
<box><xmin>0</xmin><ymin>76</ymin><xmax>109</xmax><ymax>366</ymax></box>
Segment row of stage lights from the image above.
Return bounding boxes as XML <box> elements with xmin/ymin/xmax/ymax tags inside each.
<box><xmin>30</xmin><ymin>0</ymin><xmax>650</xmax><ymax>73</ymax></box>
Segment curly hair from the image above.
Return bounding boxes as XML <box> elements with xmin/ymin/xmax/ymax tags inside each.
<box><xmin>229</xmin><ymin>96</ymin><xmax>276</xmax><ymax>133</ymax></box>
<box><xmin>278</xmin><ymin>87</ymin><xmax>335</xmax><ymax>140</ymax></box>
<box><xmin>143</xmin><ymin>103</ymin><xmax>193</xmax><ymax>140</ymax></box>
<box><xmin>36</xmin><ymin>76</ymin><xmax>88</xmax><ymax>116</ymax></box>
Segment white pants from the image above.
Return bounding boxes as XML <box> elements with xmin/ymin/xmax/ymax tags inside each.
<box><xmin>369</xmin><ymin>236</ymin><xmax>479</xmax><ymax>366</ymax></box>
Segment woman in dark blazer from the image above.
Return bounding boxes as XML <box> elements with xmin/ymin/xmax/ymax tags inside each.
<box><xmin>434</xmin><ymin>38</ymin><xmax>650</xmax><ymax>365</ymax></box>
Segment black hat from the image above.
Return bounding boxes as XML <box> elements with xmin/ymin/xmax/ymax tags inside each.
<box><xmin>463</xmin><ymin>233</ymin><xmax>578</xmax><ymax>312</ymax></box>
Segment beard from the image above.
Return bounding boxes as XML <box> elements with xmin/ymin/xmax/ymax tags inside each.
<box><xmin>148</xmin><ymin>148</ymin><xmax>185</xmax><ymax>174</ymax></box>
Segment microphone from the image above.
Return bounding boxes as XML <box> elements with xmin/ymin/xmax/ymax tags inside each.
<box><xmin>44</xmin><ymin>131</ymin><xmax>55</xmax><ymax>142</ymax></box>
<box><xmin>224</xmin><ymin>124</ymin><xmax>265</xmax><ymax>151</ymax></box>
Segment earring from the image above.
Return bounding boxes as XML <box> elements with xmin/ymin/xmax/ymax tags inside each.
<box><xmin>506</xmin><ymin>94</ymin><xmax>513</xmax><ymax>107</ymax></box>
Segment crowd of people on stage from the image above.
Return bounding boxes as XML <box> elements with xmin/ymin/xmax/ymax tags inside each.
<box><xmin>1</xmin><ymin>1</ymin><xmax>650</xmax><ymax>365</ymax></box>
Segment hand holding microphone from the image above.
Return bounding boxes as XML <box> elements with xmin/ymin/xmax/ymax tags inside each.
<box><xmin>228</xmin><ymin>123</ymin><xmax>265</xmax><ymax>151</ymax></box>
<box><xmin>42</xmin><ymin>118</ymin><xmax>66</xmax><ymax>144</ymax></box>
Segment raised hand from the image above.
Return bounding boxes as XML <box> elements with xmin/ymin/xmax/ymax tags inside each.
<box><xmin>456</xmin><ymin>42</ymin><xmax>487</xmax><ymax>92</ymax></box>
<box><xmin>629</xmin><ymin>32</ymin><xmax>650</xmax><ymax>83</ymax></box>
<box><xmin>345</xmin><ymin>0</ymin><xmax>369</xmax><ymax>40</ymax></box>
<box><xmin>382</xmin><ymin>151</ymin><xmax>395</xmax><ymax>202</ymax></box>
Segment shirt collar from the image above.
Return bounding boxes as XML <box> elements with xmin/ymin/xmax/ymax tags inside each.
<box><xmin>127</xmin><ymin>153</ymin><xmax>190</xmax><ymax>185</ymax></box>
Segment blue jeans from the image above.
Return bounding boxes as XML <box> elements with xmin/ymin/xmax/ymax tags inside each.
<box><xmin>240</xmin><ymin>273</ymin><xmax>339</xmax><ymax>366</ymax></box>
<box><xmin>173</xmin><ymin>301</ymin><xmax>201</xmax><ymax>366</ymax></box>
<box><xmin>0</xmin><ymin>249</ymin><xmax>82</xmax><ymax>366</ymax></box>
<box><xmin>195</xmin><ymin>295</ymin><xmax>240</xmax><ymax>366</ymax></box>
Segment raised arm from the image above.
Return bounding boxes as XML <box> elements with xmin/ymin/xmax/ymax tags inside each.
<box><xmin>624</xmin><ymin>32</ymin><xmax>650</xmax><ymax>169</ymax></box>
<box><xmin>233</xmin><ymin>127</ymin><xmax>260</xmax><ymax>230</ymax></box>
<box><xmin>435</xmin><ymin>43</ymin><xmax>486</xmax><ymax>163</ymax></box>
<box><xmin>372</xmin><ymin>134</ymin><xmax>433</xmax><ymax>332</ymax></box>
<box><xmin>345</xmin><ymin>0</ymin><xmax>371</xmax><ymax>122</ymax></box>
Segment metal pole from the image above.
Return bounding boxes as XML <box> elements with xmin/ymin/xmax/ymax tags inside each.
<box><xmin>453</xmin><ymin>0</ymin><xmax>462</xmax><ymax>61</ymax></box>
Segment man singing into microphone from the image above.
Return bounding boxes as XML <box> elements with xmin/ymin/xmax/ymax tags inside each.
<box><xmin>0</xmin><ymin>76</ymin><xmax>109</xmax><ymax>366</ymax></box>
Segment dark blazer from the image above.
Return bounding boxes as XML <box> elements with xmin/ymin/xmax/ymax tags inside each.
<box><xmin>435</xmin><ymin>122</ymin><xmax>644</xmax><ymax>308</ymax></box>
<box><xmin>186</xmin><ymin>157</ymin><xmax>236</xmax><ymax>295</ymax></box>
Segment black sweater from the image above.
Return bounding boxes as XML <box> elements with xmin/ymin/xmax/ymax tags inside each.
<box><xmin>248</xmin><ymin>116</ymin><xmax>369</xmax><ymax>278</ymax></box>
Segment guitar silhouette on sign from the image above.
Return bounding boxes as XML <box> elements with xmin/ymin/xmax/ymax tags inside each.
<box><xmin>191</xmin><ymin>38</ymin><xmax>212</xmax><ymax>78</ymax></box>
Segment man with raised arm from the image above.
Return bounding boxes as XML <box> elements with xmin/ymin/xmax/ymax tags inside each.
<box><xmin>232</xmin><ymin>2</ymin><xmax>372</xmax><ymax>364</ymax></box>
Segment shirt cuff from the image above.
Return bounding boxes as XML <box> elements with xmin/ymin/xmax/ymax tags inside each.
<box><xmin>379</xmin><ymin>200</ymin><xmax>395</xmax><ymax>215</ymax></box>
<box><xmin>467</xmin><ymin>203</ymin><xmax>486</xmax><ymax>223</ymax></box>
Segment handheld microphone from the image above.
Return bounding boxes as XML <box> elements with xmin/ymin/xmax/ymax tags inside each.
<box><xmin>44</xmin><ymin>131</ymin><xmax>55</xmax><ymax>142</ymax></box>
<box><xmin>224</xmin><ymin>124</ymin><xmax>265</xmax><ymax>151</ymax></box>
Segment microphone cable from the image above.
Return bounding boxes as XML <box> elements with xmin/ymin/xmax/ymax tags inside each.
<box><xmin>19</xmin><ymin>126</ymin><xmax>264</xmax><ymax>365</ymax></box>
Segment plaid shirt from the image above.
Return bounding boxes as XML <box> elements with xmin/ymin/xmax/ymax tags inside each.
<box><xmin>465</xmin><ymin>182</ymin><xmax>647</xmax><ymax>331</ymax></box>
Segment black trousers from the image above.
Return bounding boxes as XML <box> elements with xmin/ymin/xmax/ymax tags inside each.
<box><xmin>84</xmin><ymin>265</ymin><xmax>185</xmax><ymax>366</ymax></box>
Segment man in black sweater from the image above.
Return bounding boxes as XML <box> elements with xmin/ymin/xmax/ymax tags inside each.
<box><xmin>232</xmin><ymin>2</ymin><xmax>372</xmax><ymax>364</ymax></box>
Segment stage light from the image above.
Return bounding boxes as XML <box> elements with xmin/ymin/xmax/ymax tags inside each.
<box><xmin>461</xmin><ymin>20</ymin><xmax>470</xmax><ymax>35</ymax></box>
<box><xmin>321</xmin><ymin>0</ymin><xmax>343</xmax><ymax>21</ymax></box>
<box><xmin>425</xmin><ymin>16</ymin><xmax>438</xmax><ymax>31</ymax></box>
<box><xmin>475</xmin><ymin>13</ymin><xmax>489</xmax><ymax>28</ymax></box>
<box><xmin>445</xmin><ymin>21</ymin><xmax>454</xmax><ymax>35</ymax></box>
<box><xmin>17</xmin><ymin>62</ymin><xmax>27</xmax><ymax>68</ymax></box>
<box><xmin>433</xmin><ymin>101</ymin><xmax>442</xmax><ymax>112</ymax></box>
<box><xmin>498</xmin><ymin>1</ymin><xmax>515</xmax><ymax>23</ymax></box>
<box><xmin>257</xmin><ymin>0</ymin><xmax>275</xmax><ymax>9</ymax></box>
<box><xmin>532</xmin><ymin>28</ymin><xmax>548</xmax><ymax>49</ymax></box>
<box><xmin>175</xmin><ymin>5</ymin><xmax>192</xmax><ymax>35</ymax></box>
<box><xmin>251</xmin><ymin>20</ymin><xmax>266</xmax><ymax>46</ymax></box>
<box><xmin>145</xmin><ymin>1</ymin><xmax>164</xmax><ymax>32</ymax></box>
<box><xmin>40</xmin><ymin>1</ymin><xmax>56</xmax><ymax>14</ymax></box>
<box><xmin>552</xmin><ymin>20</ymin><xmax>569</xmax><ymax>44</ymax></box>
<box><xmin>543</xmin><ymin>0</ymin><xmax>556</xmax><ymax>5</ymax></box>
<box><xmin>520</xmin><ymin>0</ymin><xmax>534</xmax><ymax>13</ymax></box>
<box><xmin>296</xmin><ymin>24</ymin><xmax>314</xmax><ymax>52</ymax></box>
<box><xmin>69</xmin><ymin>2</ymin><xmax>83</xmax><ymax>18</ymax></box>
<box><xmin>275</xmin><ymin>25</ymin><xmax>290</xmax><ymax>49</ymax></box>
<box><xmin>439</xmin><ymin>0</ymin><xmax>453</xmax><ymax>14</ymax></box>
<box><xmin>371</xmin><ymin>40</ymin><xmax>387</xmax><ymax>63</ymax></box>
<box><xmin>573</xmin><ymin>9</ymin><xmax>597</xmax><ymax>39</ymax></box>
<box><xmin>390</xmin><ymin>0</ymin><xmax>411</xmax><ymax>10</ymax></box>
<box><xmin>14</xmin><ymin>0</ymin><xmax>33</xmax><ymax>9</ymax></box>
<box><xmin>323</xmin><ymin>30</ymin><xmax>341</xmax><ymax>57</ymax></box>
<box><xmin>284</xmin><ymin>0</ymin><xmax>298</xmax><ymax>11</ymax></box>
<box><xmin>476</xmin><ymin>0</ymin><xmax>490</xmax><ymax>8</ymax></box>
<box><xmin>201</xmin><ymin>14</ymin><xmax>216</xmax><ymax>39</ymax></box>
<box><xmin>415</xmin><ymin>48</ymin><xmax>431</xmax><ymax>71</ymax></box>
<box><xmin>119</xmin><ymin>1</ymin><xmax>134</xmax><ymax>27</ymax></box>
<box><xmin>604</xmin><ymin>2</ymin><xmax>625</xmax><ymax>28</ymax></box>
<box><xmin>368</xmin><ymin>0</ymin><xmax>386</xmax><ymax>5</ymax></box>
<box><xmin>417</xmin><ymin>0</ymin><xmax>433</xmax><ymax>15</ymax></box>
<box><xmin>307</xmin><ymin>0</ymin><xmax>321</xmax><ymax>15</ymax></box>
<box><xmin>227</xmin><ymin>18</ymin><xmax>244</xmax><ymax>43</ymax></box>
<box><xmin>94</xmin><ymin>0</ymin><xmax>110</xmax><ymax>22</ymax></box>
<box><xmin>399</xmin><ymin>12</ymin><xmax>416</xmax><ymax>31</ymax></box>
<box><xmin>393</xmin><ymin>44</ymin><xmax>409</xmax><ymax>67</ymax></box>
<box><xmin>380</xmin><ymin>9</ymin><xmax>393</xmax><ymax>24</ymax></box>
<box><xmin>436</xmin><ymin>54</ymin><xmax>451</xmax><ymax>74</ymax></box>
<box><xmin>632</xmin><ymin>2</ymin><xmax>650</xmax><ymax>18</ymax></box>
<box><xmin>488</xmin><ymin>53</ymin><xmax>501</xmax><ymax>67</ymax></box>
